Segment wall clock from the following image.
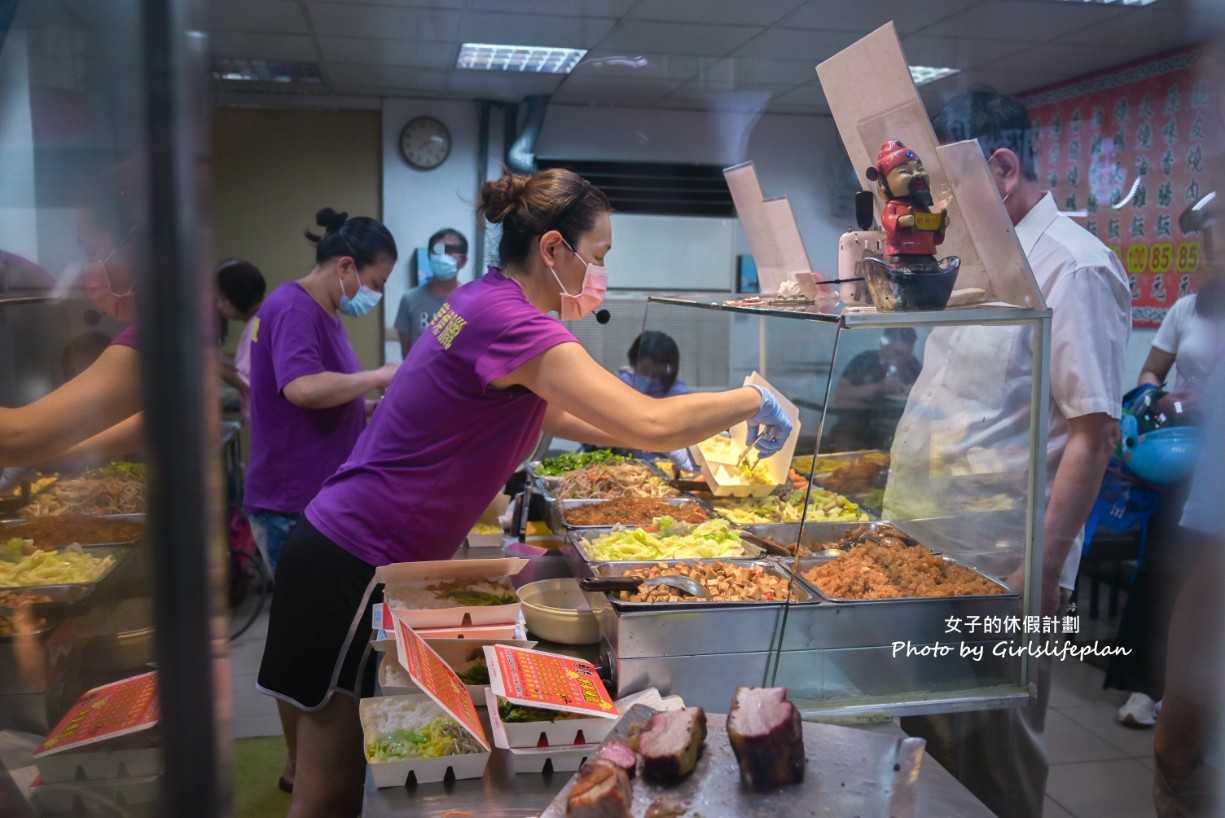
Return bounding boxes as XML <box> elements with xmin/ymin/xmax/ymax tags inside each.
<box><xmin>399</xmin><ymin>116</ymin><xmax>451</xmax><ymax>170</ymax></box>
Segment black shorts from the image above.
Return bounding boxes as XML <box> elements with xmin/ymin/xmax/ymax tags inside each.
<box><xmin>257</xmin><ymin>517</ymin><xmax>382</xmax><ymax>710</ymax></box>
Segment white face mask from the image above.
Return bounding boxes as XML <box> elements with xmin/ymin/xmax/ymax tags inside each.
<box><xmin>550</xmin><ymin>238</ymin><xmax>608</xmax><ymax>321</ymax></box>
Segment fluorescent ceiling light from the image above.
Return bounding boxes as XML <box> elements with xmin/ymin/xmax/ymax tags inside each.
<box><xmin>211</xmin><ymin>58</ymin><xmax>322</xmax><ymax>84</ymax></box>
<box><xmin>1048</xmin><ymin>0</ymin><xmax>1159</xmax><ymax>5</ymax></box>
<box><xmin>909</xmin><ymin>65</ymin><xmax>960</xmax><ymax>86</ymax></box>
<box><xmin>457</xmin><ymin>43</ymin><xmax>587</xmax><ymax>74</ymax></box>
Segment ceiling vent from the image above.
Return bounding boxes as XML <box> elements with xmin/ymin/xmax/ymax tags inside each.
<box><xmin>538</xmin><ymin>159</ymin><xmax>735</xmax><ymax>217</ymax></box>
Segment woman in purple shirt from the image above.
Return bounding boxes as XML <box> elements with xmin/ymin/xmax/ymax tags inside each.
<box><xmin>258</xmin><ymin>168</ymin><xmax>795</xmax><ymax>815</ymax></box>
<box><xmin>244</xmin><ymin>208</ymin><xmax>399</xmax><ymax>576</ymax></box>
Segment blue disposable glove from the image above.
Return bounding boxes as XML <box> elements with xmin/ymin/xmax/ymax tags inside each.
<box><xmin>666</xmin><ymin>447</ymin><xmax>698</xmax><ymax>475</ymax></box>
<box><xmin>746</xmin><ymin>384</ymin><xmax>793</xmax><ymax>458</ymax></box>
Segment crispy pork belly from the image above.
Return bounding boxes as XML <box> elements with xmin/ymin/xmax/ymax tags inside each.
<box><xmin>565</xmin><ymin>758</ymin><xmax>633</xmax><ymax>818</ymax></box>
<box><xmin>727</xmin><ymin>686</ymin><xmax>805</xmax><ymax>790</ymax></box>
<box><xmin>638</xmin><ymin>707</ymin><xmax>707</xmax><ymax>782</ymax></box>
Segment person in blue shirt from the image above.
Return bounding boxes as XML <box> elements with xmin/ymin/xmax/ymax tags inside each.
<box><xmin>616</xmin><ymin>331</ymin><xmax>690</xmax><ymax>398</ymax></box>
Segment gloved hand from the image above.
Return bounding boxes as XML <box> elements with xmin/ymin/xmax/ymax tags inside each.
<box><xmin>666</xmin><ymin>447</ymin><xmax>698</xmax><ymax>475</ymax></box>
<box><xmin>0</xmin><ymin>467</ymin><xmax>31</xmax><ymax>493</ymax></box>
<box><xmin>746</xmin><ymin>384</ymin><xmax>794</xmax><ymax>458</ymax></box>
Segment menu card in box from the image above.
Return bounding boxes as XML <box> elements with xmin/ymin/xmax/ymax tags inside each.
<box><xmin>36</xmin><ymin>671</ymin><xmax>158</xmax><ymax>757</ymax></box>
<box><xmin>484</xmin><ymin>644</ymin><xmax>617</xmax><ymax>719</ymax></box>
<box><xmin>391</xmin><ymin>616</ymin><xmax>488</xmax><ymax>750</ymax></box>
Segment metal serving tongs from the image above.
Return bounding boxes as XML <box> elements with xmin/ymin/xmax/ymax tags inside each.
<box><xmin>580</xmin><ymin>575</ymin><xmax>708</xmax><ymax>598</ymax></box>
<box><xmin>735</xmin><ymin>428</ymin><xmax>766</xmax><ymax>470</ymax></box>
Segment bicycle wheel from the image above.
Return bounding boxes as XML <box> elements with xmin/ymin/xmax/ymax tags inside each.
<box><xmin>228</xmin><ymin>549</ymin><xmax>270</xmax><ymax>641</ymax></box>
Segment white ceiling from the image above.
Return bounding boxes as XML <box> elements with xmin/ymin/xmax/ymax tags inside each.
<box><xmin>204</xmin><ymin>0</ymin><xmax>1223</xmax><ymax>114</ymax></box>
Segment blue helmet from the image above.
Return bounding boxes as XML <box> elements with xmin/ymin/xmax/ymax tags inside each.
<box><xmin>1119</xmin><ymin>414</ymin><xmax>1202</xmax><ymax>485</ymax></box>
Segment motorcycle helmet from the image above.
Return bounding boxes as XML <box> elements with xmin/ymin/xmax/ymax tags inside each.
<box><xmin>1119</xmin><ymin>413</ymin><xmax>1203</xmax><ymax>485</ymax></box>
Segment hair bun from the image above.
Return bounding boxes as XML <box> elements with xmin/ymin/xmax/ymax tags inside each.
<box><xmin>315</xmin><ymin>207</ymin><xmax>349</xmax><ymax>233</ymax></box>
<box><xmin>477</xmin><ymin>174</ymin><xmax>530</xmax><ymax>225</ymax></box>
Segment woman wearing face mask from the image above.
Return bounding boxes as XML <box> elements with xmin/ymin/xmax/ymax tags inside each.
<box><xmin>393</xmin><ymin>227</ymin><xmax>467</xmax><ymax>359</ymax></box>
<box><xmin>244</xmin><ymin>207</ymin><xmax>399</xmax><ymax>583</ymax></box>
<box><xmin>0</xmin><ymin>166</ymin><xmax>147</xmax><ymax>481</ymax></box>
<box><xmin>618</xmin><ymin>331</ymin><xmax>690</xmax><ymax>398</ymax></box>
<box><xmin>258</xmin><ymin>169</ymin><xmax>796</xmax><ymax>816</ymax></box>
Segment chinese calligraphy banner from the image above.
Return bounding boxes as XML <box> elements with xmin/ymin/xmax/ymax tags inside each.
<box><xmin>1023</xmin><ymin>46</ymin><xmax>1224</xmax><ymax>327</ymax></box>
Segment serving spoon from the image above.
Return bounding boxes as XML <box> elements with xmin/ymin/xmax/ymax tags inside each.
<box><xmin>580</xmin><ymin>575</ymin><xmax>708</xmax><ymax>598</ymax></box>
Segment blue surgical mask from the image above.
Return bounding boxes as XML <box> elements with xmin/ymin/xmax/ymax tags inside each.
<box><xmin>631</xmin><ymin>374</ymin><xmax>665</xmax><ymax>395</ymax></box>
<box><xmin>339</xmin><ymin>269</ymin><xmax>382</xmax><ymax>317</ymax></box>
<box><xmin>429</xmin><ymin>251</ymin><xmax>460</xmax><ymax>281</ymax></box>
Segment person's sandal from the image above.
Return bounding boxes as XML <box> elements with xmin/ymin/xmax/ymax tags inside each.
<box><xmin>278</xmin><ymin>776</ymin><xmax>293</xmax><ymax>793</ymax></box>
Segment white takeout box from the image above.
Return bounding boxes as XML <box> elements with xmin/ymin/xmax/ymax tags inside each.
<box><xmin>361</xmin><ymin>695</ymin><xmax>491</xmax><ymax>787</ymax></box>
<box><xmin>484</xmin><ymin>645</ymin><xmax>618</xmax><ymax>749</ymax></box>
<box><xmin>29</xmin><ymin>774</ymin><xmax>161</xmax><ymax>813</ymax></box>
<box><xmin>33</xmin><ymin>671</ymin><xmax>161</xmax><ymax>784</ymax></box>
<box><xmin>376</xmin><ymin>557</ymin><xmax>527</xmax><ymax>629</ymax></box>
<box><xmin>485</xmin><ymin>688</ymin><xmax>597</xmax><ymax>774</ymax></box>
<box><xmin>363</xmin><ymin>617</ymin><xmax>493</xmax><ymax>787</ymax></box>
<box><xmin>690</xmin><ymin>371</ymin><xmax>802</xmax><ymax>497</ymax></box>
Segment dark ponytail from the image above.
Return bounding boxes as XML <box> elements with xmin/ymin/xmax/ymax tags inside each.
<box><xmin>477</xmin><ymin>169</ymin><xmax>611</xmax><ymax>267</ymax></box>
<box><xmin>304</xmin><ymin>207</ymin><xmax>398</xmax><ymax>270</ymax></box>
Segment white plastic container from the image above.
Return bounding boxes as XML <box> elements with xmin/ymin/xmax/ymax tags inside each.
<box><xmin>361</xmin><ymin>694</ymin><xmax>491</xmax><ymax>787</ymax></box>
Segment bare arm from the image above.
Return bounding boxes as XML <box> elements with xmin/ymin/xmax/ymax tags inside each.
<box><xmin>46</xmin><ymin>413</ymin><xmax>144</xmax><ymax>469</ymax></box>
<box><xmin>282</xmin><ymin>364</ymin><xmax>398</xmax><ymax>410</ymax></box>
<box><xmin>0</xmin><ymin>344</ymin><xmax>143</xmax><ymax>466</ymax></box>
<box><xmin>219</xmin><ymin>357</ymin><xmax>248</xmax><ymax>396</ymax></box>
<box><xmin>1138</xmin><ymin>347</ymin><xmax>1175</xmax><ymax>389</ymax></box>
<box><xmin>498</xmin><ymin>342</ymin><xmax>761</xmax><ymax>451</ymax></box>
<box><xmin>1040</xmin><ymin>412</ymin><xmax>1119</xmax><ymax>615</ymax></box>
<box><xmin>542</xmin><ymin>403</ymin><xmax>627</xmax><ymax>448</ymax></box>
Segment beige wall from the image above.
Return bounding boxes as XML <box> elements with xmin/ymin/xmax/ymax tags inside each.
<box><xmin>212</xmin><ymin>107</ymin><xmax>385</xmax><ymax>369</ymax></box>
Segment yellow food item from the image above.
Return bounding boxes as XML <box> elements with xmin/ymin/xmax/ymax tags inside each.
<box><xmin>469</xmin><ymin>522</ymin><xmax>502</xmax><ymax>535</ymax></box>
<box><xmin>0</xmin><ymin>543</ymin><xmax>116</xmax><ymax>587</ymax></box>
<box><xmin>711</xmin><ymin>488</ymin><xmax>869</xmax><ymax>525</ymax></box>
<box><xmin>696</xmin><ymin>435</ymin><xmax>774</xmax><ymax>485</ymax></box>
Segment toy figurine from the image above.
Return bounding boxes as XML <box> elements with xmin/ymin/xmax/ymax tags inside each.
<box><xmin>864</xmin><ymin>139</ymin><xmax>949</xmax><ymax>273</ymax></box>
<box><xmin>859</xmin><ymin>139</ymin><xmax>960</xmax><ymax>311</ymax></box>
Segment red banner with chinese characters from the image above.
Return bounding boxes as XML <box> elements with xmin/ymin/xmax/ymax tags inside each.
<box><xmin>1023</xmin><ymin>46</ymin><xmax>1224</xmax><ymax>327</ymax></box>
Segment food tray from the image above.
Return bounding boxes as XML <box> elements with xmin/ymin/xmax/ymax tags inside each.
<box><xmin>361</xmin><ymin>694</ymin><xmax>491</xmax><ymax>787</ymax></box>
<box><xmin>4</xmin><ymin>515</ymin><xmax>145</xmax><ymax>548</ymax></box>
<box><xmin>589</xmin><ymin>559</ymin><xmax>815</xmax><ymax>610</ymax></box>
<box><xmin>539</xmin><ymin>460</ymin><xmax>680</xmax><ymax>503</ymax></box>
<box><xmin>568</xmin><ymin>527</ymin><xmax>764</xmax><ymax>565</ymax></box>
<box><xmin>485</xmin><ymin>688</ymin><xmax>616</xmax><ymax>749</ymax></box>
<box><xmin>790</xmin><ymin>553</ymin><xmax>1017</xmax><ymax>604</ymax></box>
<box><xmin>551</xmin><ymin>496</ymin><xmax>713</xmax><ymax>531</ymax></box>
<box><xmin>740</xmin><ymin>520</ymin><xmax>889</xmax><ymax>555</ymax></box>
<box><xmin>0</xmin><ymin>544</ymin><xmax>131</xmax><ymax>595</ymax></box>
<box><xmin>539</xmin><ymin>704</ymin><xmax>928</xmax><ymax>818</ymax></box>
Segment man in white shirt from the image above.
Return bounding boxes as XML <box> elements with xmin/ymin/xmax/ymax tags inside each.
<box><xmin>890</xmin><ymin>88</ymin><xmax>1132</xmax><ymax>818</ymax></box>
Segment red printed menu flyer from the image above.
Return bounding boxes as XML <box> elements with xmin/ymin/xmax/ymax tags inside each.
<box><xmin>392</xmin><ymin>615</ymin><xmax>489</xmax><ymax>749</ymax></box>
<box><xmin>484</xmin><ymin>644</ymin><xmax>618</xmax><ymax>719</ymax></box>
<box><xmin>35</xmin><ymin>671</ymin><xmax>159</xmax><ymax>757</ymax></box>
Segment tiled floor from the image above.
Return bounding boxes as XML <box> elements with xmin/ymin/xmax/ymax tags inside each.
<box><xmin>229</xmin><ymin>610</ymin><xmax>1159</xmax><ymax>818</ymax></box>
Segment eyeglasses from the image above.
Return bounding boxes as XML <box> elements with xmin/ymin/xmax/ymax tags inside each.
<box><xmin>440</xmin><ymin>244</ymin><xmax>467</xmax><ymax>256</ymax></box>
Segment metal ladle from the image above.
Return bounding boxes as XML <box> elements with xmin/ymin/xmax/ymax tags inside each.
<box><xmin>580</xmin><ymin>575</ymin><xmax>708</xmax><ymax>598</ymax></box>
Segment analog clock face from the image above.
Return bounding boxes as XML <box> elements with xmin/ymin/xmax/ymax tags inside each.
<box><xmin>399</xmin><ymin>116</ymin><xmax>451</xmax><ymax>170</ymax></box>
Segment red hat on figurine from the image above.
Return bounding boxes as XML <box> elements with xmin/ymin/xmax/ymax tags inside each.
<box><xmin>875</xmin><ymin>139</ymin><xmax>919</xmax><ymax>176</ymax></box>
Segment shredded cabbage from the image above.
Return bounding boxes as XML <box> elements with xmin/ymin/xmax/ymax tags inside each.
<box><xmin>581</xmin><ymin>518</ymin><xmax>748</xmax><ymax>561</ymax></box>
<box><xmin>366</xmin><ymin>716</ymin><xmax>483</xmax><ymax>762</ymax></box>
<box><xmin>0</xmin><ymin>543</ymin><xmax>116</xmax><ymax>587</ymax></box>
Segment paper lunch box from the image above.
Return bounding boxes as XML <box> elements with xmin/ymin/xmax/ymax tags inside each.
<box><xmin>376</xmin><ymin>556</ymin><xmax>527</xmax><ymax>629</ymax></box>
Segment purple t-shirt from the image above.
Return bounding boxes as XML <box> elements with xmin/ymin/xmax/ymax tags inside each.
<box><xmin>245</xmin><ymin>282</ymin><xmax>365</xmax><ymax>514</ymax></box>
<box><xmin>110</xmin><ymin>323</ymin><xmax>139</xmax><ymax>348</ymax></box>
<box><xmin>307</xmin><ymin>268</ymin><xmax>576</xmax><ymax>566</ymax></box>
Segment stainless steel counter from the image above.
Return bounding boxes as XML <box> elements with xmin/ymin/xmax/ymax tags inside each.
<box><xmin>361</xmin><ymin>716</ymin><xmax>995</xmax><ymax>818</ymax></box>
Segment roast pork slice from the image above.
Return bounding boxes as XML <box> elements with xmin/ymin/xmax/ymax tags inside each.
<box><xmin>638</xmin><ymin>707</ymin><xmax>707</xmax><ymax>782</ymax></box>
<box><xmin>727</xmin><ymin>686</ymin><xmax>805</xmax><ymax>790</ymax></box>
<box><xmin>565</xmin><ymin>758</ymin><xmax>634</xmax><ymax>818</ymax></box>
<box><xmin>597</xmin><ymin>740</ymin><xmax>638</xmax><ymax>779</ymax></box>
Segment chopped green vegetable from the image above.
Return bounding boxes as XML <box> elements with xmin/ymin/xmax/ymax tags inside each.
<box><xmin>457</xmin><ymin>662</ymin><xmax>490</xmax><ymax>686</ymax></box>
<box><xmin>582</xmin><ymin>518</ymin><xmax>747</xmax><ymax>562</ymax></box>
<box><xmin>446</xmin><ymin>589</ymin><xmax>517</xmax><ymax>606</ymax></box>
<box><xmin>366</xmin><ymin>716</ymin><xmax>482</xmax><ymax>762</ymax></box>
<box><xmin>497</xmin><ymin>698</ymin><xmax>585</xmax><ymax>723</ymax></box>
<box><xmin>536</xmin><ymin>449</ymin><xmax>630</xmax><ymax>477</ymax></box>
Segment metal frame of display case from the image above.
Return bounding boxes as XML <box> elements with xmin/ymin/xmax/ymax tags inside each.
<box><xmin>628</xmin><ymin>295</ymin><xmax>1051</xmax><ymax>719</ymax></box>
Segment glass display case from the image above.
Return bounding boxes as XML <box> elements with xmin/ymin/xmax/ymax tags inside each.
<box><xmin>592</xmin><ymin>294</ymin><xmax>1051</xmax><ymax>719</ymax></box>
